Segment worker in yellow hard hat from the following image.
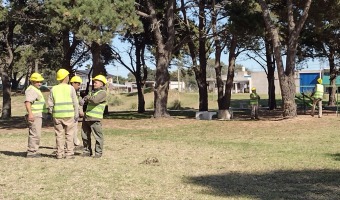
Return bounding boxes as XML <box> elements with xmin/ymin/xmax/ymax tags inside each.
<box><xmin>24</xmin><ymin>72</ymin><xmax>47</xmax><ymax>158</ymax></box>
<box><xmin>311</xmin><ymin>77</ymin><xmax>324</xmax><ymax>118</ymax></box>
<box><xmin>250</xmin><ymin>87</ymin><xmax>260</xmax><ymax>120</ymax></box>
<box><xmin>81</xmin><ymin>74</ymin><xmax>107</xmax><ymax>158</ymax></box>
<box><xmin>69</xmin><ymin>75</ymin><xmax>84</xmax><ymax>149</ymax></box>
<box><xmin>47</xmin><ymin>68</ymin><xmax>79</xmax><ymax>159</ymax></box>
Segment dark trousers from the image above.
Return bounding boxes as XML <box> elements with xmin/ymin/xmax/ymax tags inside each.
<box><xmin>81</xmin><ymin>120</ymin><xmax>104</xmax><ymax>155</ymax></box>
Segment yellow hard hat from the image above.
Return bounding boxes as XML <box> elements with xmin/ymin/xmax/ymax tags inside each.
<box><xmin>251</xmin><ymin>87</ymin><xmax>256</xmax><ymax>91</ymax></box>
<box><xmin>56</xmin><ymin>68</ymin><xmax>70</xmax><ymax>81</ymax></box>
<box><xmin>317</xmin><ymin>78</ymin><xmax>322</xmax><ymax>84</ymax></box>
<box><xmin>29</xmin><ymin>72</ymin><xmax>44</xmax><ymax>82</ymax></box>
<box><xmin>93</xmin><ymin>74</ymin><xmax>107</xmax><ymax>85</ymax></box>
<box><xmin>70</xmin><ymin>75</ymin><xmax>82</xmax><ymax>83</ymax></box>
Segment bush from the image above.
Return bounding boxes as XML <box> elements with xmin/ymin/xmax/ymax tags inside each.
<box><xmin>130</xmin><ymin>102</ymin><xmax>137</xmax><ymax>110</ymax></box>
<box><xmin>169</xmin><ymin>99</ymin><xmax>182</xmax><ymax>110</ymax></box>
<box><xmin>108</xmin><ymin>95</ymin><xmax>124</xmax><ymax>106</ymax></box>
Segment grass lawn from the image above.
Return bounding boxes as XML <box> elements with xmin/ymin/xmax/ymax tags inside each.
<box><xmin>0</xmin><ymin>92</ymin><xmax>339</xmax><ymax>199</ymax></box>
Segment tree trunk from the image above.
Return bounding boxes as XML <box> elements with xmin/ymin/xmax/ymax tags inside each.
<box><xmin>136</xmin><ymin>81</ymin><xmax>145</xmax><ymax>113</ymax></box>
<box><xmin>62</xmin><ymin>30</ymin><xmax>72</xmax><ymax>72</ymax></box>
<box><xmin>328</xmin><ymin>48</ymin><xmax>336</xmax><ymax>106</ymax></box>
<box><xmin>265</xmin><ymin>33</ymin><xmax>276</xmax><ymax>110</ymax></box>
<box><xmin>212</xmin><ymin>0</ymin><xmax>226</xmax><ymax>111</ymax></box>
<box><xmin>196</xmin><ymin>0</ymin><xmax>208</xmax><ymax>111</ymax></box>
<box><xmin>91</xmin><ymin>41</ymin><xmax>106</xmax><ymax>76</ymax></box>
<box><xmin>0</xmin><ymin>68</ymin><xmax>12</xmax><ymax>119</ymax></box>
<box><xmin>134</xmin><ymin>34</ymin><xmax>146</xmax><ymax>113</ymax></box>
<box><xmin>146</xmin><ymin>0</ymin><xmax>175</xmax><ymax>117</ymax></box>
<box><xmin>259</xmin><ymin>0</ymin><xmax>312</xmax><ymax>118</ymax></box>
<box><xmin>225</xmin><ymin>36</ymin><xmax>237</xmax><ymax>108</ymax></box>
<box><xmin>153</xmin><ymin>56</ymin><xmax>170</xmax><ymax>117</ymax></box>
<box><xmin>280</xmin><ymin>74</ymin><xmax>297</xmax><ymax>117</ymax></box>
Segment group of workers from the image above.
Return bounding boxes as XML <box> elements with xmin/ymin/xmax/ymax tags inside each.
<box><xmin>25</xmin><ymin>69</ymin><xmax>107</xmax><ymax>159</ymax></box>
<box><xmin>249</xmin><ymin>77</ymin><xmax>324</xmax><ymax>120</ymax></box>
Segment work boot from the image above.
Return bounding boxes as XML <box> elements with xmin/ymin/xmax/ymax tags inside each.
<box><xmin>56</xmin><ymin>154</ymin><xmax>64</xmax><ymax>159</ymax></box>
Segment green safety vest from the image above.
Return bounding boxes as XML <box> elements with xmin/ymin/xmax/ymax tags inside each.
<box><xmin>313</xmin><ymin>84</ymin><xmax>324</xmax><ymax>99</ymax></box>
<box><xmin>86</xmin><ymin>90</ymin><xmax>106</xmax><ymax>119</ymax></box>
<box><xmin>52</xmin><ymin>84</ymin><xmax>75</xmax><ymax>118</ymax></box>
<box><xmin>250</xmin><ymin>93</ymin><xmax>259</xmax><ymax>105</ymax></box>
<box><xmin>27</xmin><ymin>85</ymin><xmax>47</xmax><ymax>114</ymax></box>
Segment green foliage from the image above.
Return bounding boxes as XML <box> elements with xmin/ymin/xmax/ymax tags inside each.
<box><xmin>48</xmin><ymin>0</ymin><xmax>142</xmax><ymax>44</ymax></box>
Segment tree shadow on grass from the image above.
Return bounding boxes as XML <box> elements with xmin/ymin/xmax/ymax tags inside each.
<box><xmin>105</xmin><ymin>110</ymin><xmax>197</xmax><ymax>120</ymax></box>
<box><xmin>325</xmin><ymin>153</ymin><xmax>340</xmax><ymax>161</ymax></box>
<box><xmin>0</xmin><ymin>116</ymin><xmax>54</xmax><ymax>130</ymax></box>
<box><xmin>185</xmin><ymin>169</ymin><xmax>340</xmax><ymax>199</ymax></box>
<box><xmin>0</xmin><ymin>151</ymin><xmax>56</xmax><ymax>158</ymax></box>
<box><xmin>0</xmin><ymin>116</ymin><xmax>27</xmax><ymax>129</ymax></box>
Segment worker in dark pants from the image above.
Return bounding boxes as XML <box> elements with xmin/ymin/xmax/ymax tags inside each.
<box><xmin>81</xmin><ymin>75</ymin><xmax>107</xmax><ymax>158</ymax></box>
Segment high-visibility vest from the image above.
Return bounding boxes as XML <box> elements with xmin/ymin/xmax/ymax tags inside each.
<box><xmin>313</xmin><ymin>84</ymin><xmax>324</xmax><ymax>99</ymax></box>
<box><xmin>27</xmin><ymin>85</ymin><xmax>47</xmax><ymax>114</ymax></box>
<box><xmin>52</xmin><ymin>84</ymin><xmax>75</xmax><ymax>118</ymax></box>
<box><xmin>86</xmin><ymin>90</ymin><xmax>106</xmax><ymax>119</ymax></box>
<box><xmin>250</xmin><ymin>93</ymin><xmax>259</xmax><ymax>105</ymax></box>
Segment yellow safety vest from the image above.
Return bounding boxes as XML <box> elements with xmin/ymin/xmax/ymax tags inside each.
<box><xmin>27</xmin><ymin>85</ymin><xmax>47</xmax><ymax>114</ymax></box>
<box><xmin>313</xmin><ymin>84</ymin><xmax>324</xmax><ymax>99</ymax></box>
<box><xmin>250</xmin><ymin>92</ymin><xmax>259</xmax><ymax>105</ymax></box>
<box><xmin>52</xmin><ymin>84</ymin><xmax>74</xmax><ymax>118</ymax></box>
<box><xmin>86</xmin><ymin>90</ymin><xmax>106</xmax><ymax>119</ymax></box>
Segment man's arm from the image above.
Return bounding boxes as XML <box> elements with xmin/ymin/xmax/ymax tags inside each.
<box><xmin>85</xmin><ymin>90</ymin><xmax>107</xmax><ymax>104</ymax></box>
<box><xmin>70</xmin><ymin>86</ymin><xmax>79</xmax><ymax>119</ymax></box>
<box><xmin>24</xmin><ymin>89</ymin><xmax>38</xmax><ymax>122</ymax></box>
<box><xmin>47</xmin><ymin>88</ymin><xmax>54</xmax><ymax>114</ymax></box>
<box><xmin>25</xmin><ymin>101</ymin><xmax>34</xmax><ymax>122</ymax></box>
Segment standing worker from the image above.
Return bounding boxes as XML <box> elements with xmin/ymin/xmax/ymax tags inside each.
<box><xmin>70</xmin><ymin>75</ymin><xmax>84</xmax><ymax>149</ymax></box>
<box><xmin>250</xmin><ymin>87</ymin><xmax>260</xmax><ymax>120</ymax></box>
<box><xmin>48</xmin><ymin>69</ymin><xmax>79</xmax><ymax>159</ymax></box>
<box><xmin>82</xmin><ymin>75</ymin><xmax>107</xmax><ymax>158</ymax></box>
<box><xmin>25</xmin><ymin>72</ymin><xmax>47</xmax><ymax>158</ymax></box>
<box><xmin>311</xmin><ymin>78</ymin><xmax>324</xmax><ymax>118</ymax></box>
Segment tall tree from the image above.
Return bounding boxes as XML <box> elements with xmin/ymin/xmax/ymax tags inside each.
<box><xmin>137</xmin><ymin>0</ymin><xmax>176</xmax><ymax>117</ymax></box>
<box><xmin>49</xmin><ymin>0</ymin><xmax>141</xmax><ymax>76</ymax></box>
<box><xmin>180</xmin><ymin>0</ymin><xmax>210</xmax><ymax>111</ymax></box>
<box><xmin>299</xmin><ymin>0</ymin><xmax>340</xmax><ymax>106</ymax></box>
<box><xmin>258</xmin><ymin>0</ymin><xmax>312</xmax><ymax>118</ymax></box>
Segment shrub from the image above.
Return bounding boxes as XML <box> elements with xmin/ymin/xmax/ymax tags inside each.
<box><xmin>130</xmin><ymin>102</ymin><xmax>137</xmax><ymax>110</ymax></box>
<box><xmin>108</xmin><ymin>95</ymin><xmax>124</xmax><ymax>106</ymax></box>
<box><xmin>169</xmin><ymin>99</ymin><xmax>182</xmax><ymax>110</ymax></box>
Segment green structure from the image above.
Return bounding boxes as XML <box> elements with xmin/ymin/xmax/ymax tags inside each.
<box><xmin>322</xmin><ymin>75</ymin><xmax>340</xmax><ymax>116</ymax></box>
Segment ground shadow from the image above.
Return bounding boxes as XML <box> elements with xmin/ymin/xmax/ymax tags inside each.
<box><xmin>185</xmin><ymin>169</ymin><xmax>340</xmax><ymax>199</ymax></box>
<box><xmin>0</xmin><ymin>151</ymin><xmax>26</xmax><ymax>157</ymax></box>
<box><xmin>0</xmin><ymin>116</ymin><xmax>54</xmax><ymax>130</ymax></box>
<box><xmin>0</xmin><ymin>151</ymin><xmax>56</xmax><ymax>158</ymax></box>
<box><xmin>326</xmin><ymin>153</ymin><xmax>340</xmax><ymax>161</ymax></box>
<box><xmin>0</xmin><ymin>116</ymin><xmax>28</xmax><ymax>129</ymax></box>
